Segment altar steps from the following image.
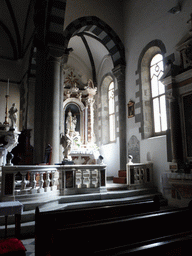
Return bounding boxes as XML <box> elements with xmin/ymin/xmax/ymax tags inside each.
<box><xmin>0</xmin><ymin>188</ymin><xmax>168</xmax><ymax>239</ymax></box>
<box><xmin>113</xmin><ymin>170</ymin><xmax>127</xmax><ymax>184</ymax></box>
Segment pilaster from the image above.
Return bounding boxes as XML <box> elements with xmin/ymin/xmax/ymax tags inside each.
<box><xmin>112</xmin><ymin>64</ymin><xmax>126</xmax><ymax>169</ymax></box>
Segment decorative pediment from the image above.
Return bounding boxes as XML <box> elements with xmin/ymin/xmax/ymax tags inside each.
<box><xmin>64</xmin><ymin>68</ymin><xmax>84</xmax><ymax>89</ymax></box>
<box><xmin>176</xmin><ymin>14</ymin><xmax>192</xmax><ymax>70</ymax></box>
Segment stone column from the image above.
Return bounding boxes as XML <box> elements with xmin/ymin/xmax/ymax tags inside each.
<box><xmin>34</xmin><ymin>46</ymin><xmax>64</xmax><ymax>165</ymax></box>
<box><xmin>34</xmin><ymin>47</ymin><xmax>47</xmax><ymax>164</ymax></box>
<box><xmin>167</xmin><ymin>90</ymin><xmax>183</xmax><ymax>167</ymax></box>
<box><xmin>59</xmin><ymin>57</ymin><xmax>65</xmax><ymax>162</ymax></box>
<box><xmin>112</xmin><ymin>64</ymin><xmax>126</xmax><ymax>170</ymax></box>
<box><xmin>27</xmin><ymin>77</ymin><xmax>35</xmax><ymax>147</ymax></box>
<box><xmin>87</xmin><ymin>98</ymin><xmax>95</xmax><ymax>143</ymax></box>
<box><xmin>85</xmin><ymin>88</ymin><xmax>97</xmax><ymax>144</ymax></box>
<box><xmin>44</xmin><ymin>48</ymin><xmax>62</xmax><ymax>164</ymax></box>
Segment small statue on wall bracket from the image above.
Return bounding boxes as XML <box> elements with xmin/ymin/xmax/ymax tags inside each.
<box><xmin>9</xmin><ymin>103</ymin><xmax>18</xmax><ymax>130</ymax></box>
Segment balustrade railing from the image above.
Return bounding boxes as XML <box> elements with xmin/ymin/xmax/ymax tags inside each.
<box><xmin>60</xmin><ymin>164</ymin><xmax>106</xmax><ymax>195</ymax></box>
<box><xmin>1</xmin><ymin>166</ymin><xmax>58</xmax><ymax>201</ymax></box>
<box><xmin>1</xmin><ymin>164</ymin><xmax>107</xmax><ymax>201</ymax></box>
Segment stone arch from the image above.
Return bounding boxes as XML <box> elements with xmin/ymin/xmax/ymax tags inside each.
<box><xmin>63</xmin><ymin>16</ymin><xmax>125</xmax><ymax>67</ymax></box>
<box><xmin>63</xmin><ymin>98</ymin><xmax>85</xmax><ymax>112</ymax></box>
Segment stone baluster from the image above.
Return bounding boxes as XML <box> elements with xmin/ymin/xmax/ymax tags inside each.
<box><xmin>51</xmin><ymin>170</ymin><xmax>56</xmax><ymax>191</ymax></box>
<box><xmin>75</xmin><ymin>170</ymin><xmax>80</xmax><ymax>188</ymax></box>
<box><xmin>21</xmin><ymin>172</ymin><xmax>28</xmax><ymax>192</ymax></box>
<box><xmin>38</xmin><ymin>172</ymin><xmax>44</xmax><ymax>193</ymax></box>
<box><xmin>89</xmin><ymin>169</ymin><xmax>93</xmax><ymax>188</ymax></box>
<box><xmin>83</xmin><ymin>169</ymin><xmax>89</xmax><ymax>188</ymax></box>
<box><xmin>45</xmin><ymin>171</ymin><xmax>51</xmax><ymax>192</ymax></box>
<box><xmin>81</xmin><ymin>170</ymin><xmax>84</xmax><ymax>188</ymax></box>
<box><xmin>94</xmin><ymin>169</ymin><xmax>99</xmax><ymax>187</ymax></box>
<box><xmin>97</xmin><ymin>169</ymin><xmax>100</xmax><ymax>187</ymax></box>
<box><xmin>30</xmin><ymin>172</ymin><xmax>37</xmax><ymax>194</ymax></box>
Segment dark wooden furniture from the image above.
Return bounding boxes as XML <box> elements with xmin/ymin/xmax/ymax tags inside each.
<box><xmin>35</xmin><ymin>198</ymin><xmax>160</xmax><ymax>256</ymax></box>
<box><xmin>12</xmin><ymin>129</ymin><xmax>33</xmax><ymax>165</ymax></box>
<box><xmin>35</xmin><ymin>199</ymin><xmax>192</xmax><ymax>256</ymax></box>
<box><xmin>0</xmin><ymin>201</ymin><xmax>23</xmax><ymax>239</ymax></box>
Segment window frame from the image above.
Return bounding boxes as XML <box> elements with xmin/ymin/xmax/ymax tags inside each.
<box><xmin>149</xmin><ymin>53</ymin><xmax>167</xmax><ymax>136</ymax></box>
<box><xmin>108</xmin><ymin>80</ymin><xmax>116</xmax><ymax>142</ymax></box>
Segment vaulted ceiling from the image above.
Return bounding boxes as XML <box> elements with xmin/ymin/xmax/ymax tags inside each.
<box><xmin>0</xmin><ymin>1</ymin><xmax>124</xmax><ymax>84</ymax></box>
<box><xmin>0</xmin><ymin>0</ymin><xmax>35</xmax><ymax>61</ymax></box>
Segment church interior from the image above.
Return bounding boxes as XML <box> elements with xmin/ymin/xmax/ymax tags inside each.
<box><xmin>1</xmin><ymin>0</ymin><xmax>192</xmax><ymax>254</ymax></box>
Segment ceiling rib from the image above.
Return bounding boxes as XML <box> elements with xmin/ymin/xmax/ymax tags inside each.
<box><xmin>79</xmin><ymin>34</ymin><xmax>97</xmax><ymax>85</ymax></box>
<box><xmin>5</xmin><ymin>0</ymin><xmax>22</xmax><ymax>57</ymax></box>
<box><xmin>0</xmin><ymin>20</ymin><xmax>17</xmax><ymax>59</ymax></box>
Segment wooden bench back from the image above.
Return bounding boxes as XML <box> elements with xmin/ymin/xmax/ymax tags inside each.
<box><xmin>35</xmin><ymin>198</ymin><xmax>161</xmax><ymax>256</ymax></box>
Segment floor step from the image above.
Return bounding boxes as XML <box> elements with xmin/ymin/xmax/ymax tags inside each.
<box><xmin>0</xmin><ymin>185</ymin><xmax>167</xmax><ymax>239</ymax></box>
<box><xmin>113</xmin><ymin>177</ymin><xmax>126</xmax><ymax>184</ymax></box>
<box><xmin>118</xmin><ymin>170</ymin><xmax>126</xmax><ymax>177</ymax></box>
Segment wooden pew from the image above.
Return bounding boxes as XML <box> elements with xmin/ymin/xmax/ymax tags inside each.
<box><xmin>35</xmin><ymin>198</ymin><xmax>160</xmax><ymax>256</ymax></box>
<box><xmin>94</xmin><ymin>230</ymin><xmax>192</xmax><ymax>255</ymax></box>
<box><xmin>51</xmin><ymin>207</ymin><xmax>191</xmax><ymax>255</ymax></box>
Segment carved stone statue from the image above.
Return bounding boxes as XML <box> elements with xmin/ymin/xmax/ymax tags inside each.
<box><xmin>9</xmin><ymin>103</ymin><xmax>18</xmax><ymax>130</ymax></box>
<box><xmin>66</xmin><ymin>110</ymin><xmax>77</xmax><ymax>132</ymax></box>
<box><xmin>60</xmin><ymin>129</ymin><xmax>73</xmax><ymax>160</ymax></box>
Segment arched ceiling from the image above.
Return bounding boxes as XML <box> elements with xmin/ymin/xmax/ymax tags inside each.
<box><xmin>67</xmin><ymin>33</ymin><xmax>110</xmax><ymax>85</ymax></box>
<box><xmin>0</xmin><ymin>0</ymin><xmax>35</xmax><ymax>60</ymax></box>
<box><xmin>0</xmin><ymin>1</ymin><xmax>124</xmax><ymax>85</ymax></box>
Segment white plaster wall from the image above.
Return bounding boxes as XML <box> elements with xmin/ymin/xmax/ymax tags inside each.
<box><xmin>124</xmin><ymin>0</ymin><xmax>192</xmax><ymax>192</ymax></box>
<box><xmin>64</xmin><ymin>0</ymin><xmax>124</xmax><ymax>42</ymax></box>
<box><xmin>100</xmin><ymin>138</ymin><xmax>120</xmax><ymax>177</ymax></box>
<box><xmin>97</xmin><ymin>54</ymin><xmax>120</xmax><ymax>177</ymax></box>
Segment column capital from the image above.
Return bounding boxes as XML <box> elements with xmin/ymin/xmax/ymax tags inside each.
<box><xmin>47</xmin><ymin>45</ymin><xmax>65</xmax><ymax>61</ymax></box>
<box><xmin>112</xmin><ymin>64</ymin><xmax>126</xmax><ymax>78</ymax></box>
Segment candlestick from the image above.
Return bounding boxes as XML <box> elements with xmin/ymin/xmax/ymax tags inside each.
<box><xmin>7</xmin><ymin>79</ymin><xmax>9</xmax><ymax>96</ymax></box>
<box><xmin>3</xmin><ymin>95</ymin><xmax>9</xmax><ymax>125</ymax></box>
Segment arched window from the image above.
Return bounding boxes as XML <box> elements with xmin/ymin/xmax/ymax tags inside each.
<box><xmin>100</xmin><ymin>75</ymin><xmax>116</xmax><ymax>144</ymax></box>
<box><xmin>150</xmin><ymin>54</ymin><xmax>167</xmax><ymax>133</ymax></box>
<box><xmin>138</xmin><ymin>41</ymin><xmax>167</xmax><ymax>139</ymax></box>
<box><xmin>108</xmin><ymin>81</ymin><xmax>115</xmax><ymax>141</ymax></box>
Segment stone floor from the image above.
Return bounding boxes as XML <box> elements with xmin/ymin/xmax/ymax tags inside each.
<box><xmin>21</xmin><ymin>238</ymin><xmax>35</xmax><ymax>256</ymax></box>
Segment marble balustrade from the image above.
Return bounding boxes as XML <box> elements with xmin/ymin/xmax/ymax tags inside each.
<box><xmin>59</xmin><ymin>164</ymin><xmax>107</xmax><ymax>195</ymax></box>
<box><xmin>0</xmin><ymin>164</ymin><xmax>107</xmax><ymax>201</ymax></box>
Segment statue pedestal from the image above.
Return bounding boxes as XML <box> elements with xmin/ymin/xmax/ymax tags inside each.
<box><xmin>62</xmin><ymin>159</ymin><xmax>74</xmax><ymax>165</ymax></box>
<box><xmin>0</xmin><ymin>127</ymin><xmax>20</xmax><ymax>166</ymax></box>
<box><xmin>70</xmin><ymin>146</ymin><xmax>100</xmax><ymax>165</ymax></box>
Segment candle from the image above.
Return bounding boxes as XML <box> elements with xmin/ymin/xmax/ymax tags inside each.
<box><xmin>7</xmin><ymin>79</ymin><xmax>9</xmax><ymax>96</ymax></box>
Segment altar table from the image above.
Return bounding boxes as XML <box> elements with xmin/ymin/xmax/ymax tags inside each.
<box><xmin>0</xmin><ymin>201</ymin><xmax>23</xmax><ymax>238</ymax></box>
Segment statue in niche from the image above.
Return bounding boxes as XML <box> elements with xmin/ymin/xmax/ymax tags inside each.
<box><xmin>60</xmin><ymin>129</ymin><xmax>73</xmax><ymax>160</ymax></box>
<box><xmin>66</xmin><ymin>110</ymin><xmax>77</xmax><ymax>133</ymax></box>
<box><xmin>9</xmin><ymin>103</ymin><xmax>18</xmax><ymax>130</ymax></box>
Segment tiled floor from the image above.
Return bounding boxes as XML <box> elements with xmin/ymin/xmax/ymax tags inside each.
<box><xmin>21</xmin><ymin>238</ymin><xmax>35</xmax><ymax>256</ymax></box>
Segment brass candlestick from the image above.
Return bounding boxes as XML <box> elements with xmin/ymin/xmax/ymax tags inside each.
<box><xmin>3</xmin><ymin>95</ymin><xmax>9</xmax><ymax>125</ymax></box>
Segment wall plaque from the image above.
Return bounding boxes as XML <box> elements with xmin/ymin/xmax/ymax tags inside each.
<box><xmin>128</xmin><ymin>135</ymin><xmax>140</xmax><ymax>163</ymax></box>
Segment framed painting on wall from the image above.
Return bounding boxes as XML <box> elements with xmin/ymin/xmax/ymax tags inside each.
<box><xmin>128</xmin><ymin>100</ymin><xmax>135</xmax><ymax>118</ymax></box>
